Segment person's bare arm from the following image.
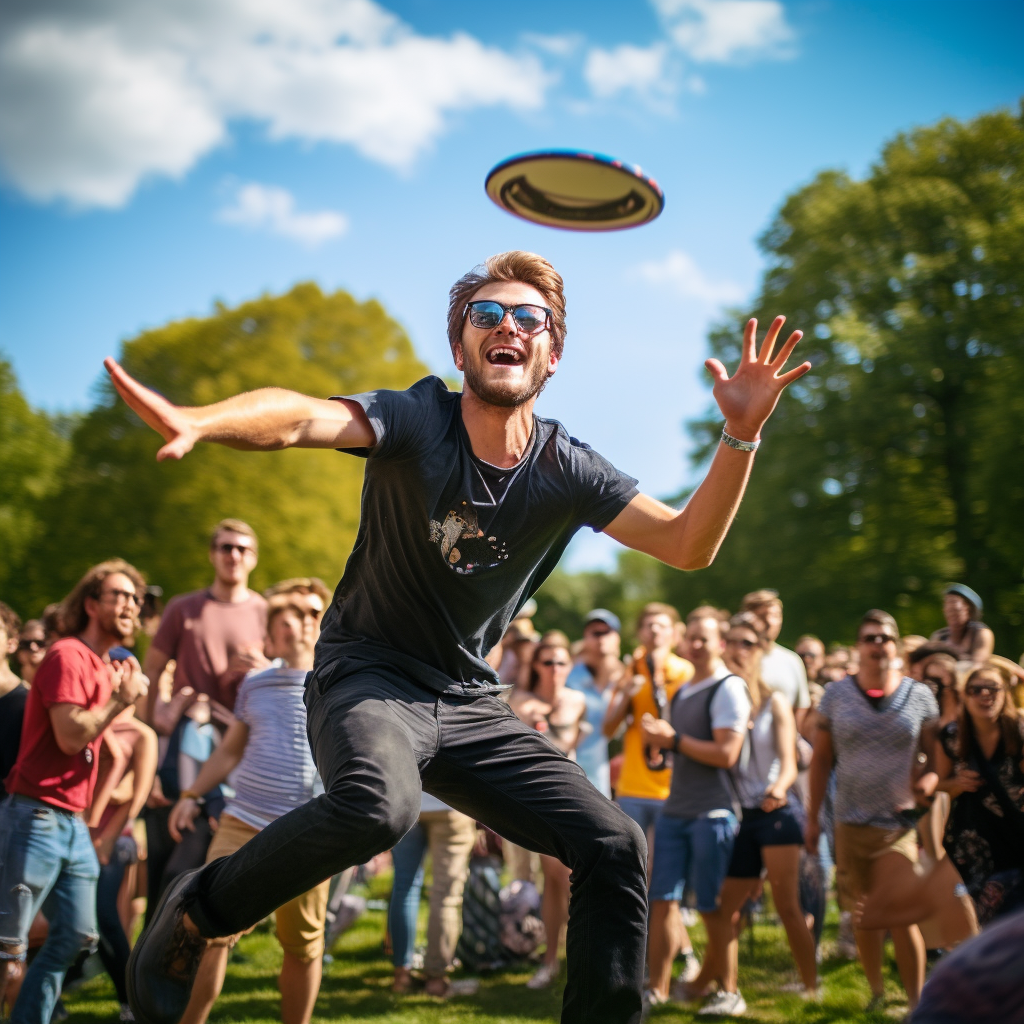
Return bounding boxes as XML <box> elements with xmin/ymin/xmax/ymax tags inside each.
<box><xmin>765</xmin><ymin>693</ymin><xmax>798</xmax><ymax>809</ymax></box>
<box><xmin>602</xmin><ymin>673</ymin><xmax>643</xmax><ymax>737</ymax></box>
<box><xmin>972</xmin><ymin>627</ymin><xmax>995</xmax><ymax>665</ymax></box>
<box><xmin>141</xmin><ymin>645</ymin><xmax>171</xmax><ymax>725</ymax></box>
<box><xmin>104</xmin><ymin>358</ymin><xmax>375</xmax><ymax>460</ymax></box>
<box><xmin>603</xmin><ymin>317</ymin><xmax>809</xmax><ymax>570</ymax></box>
<box><xmin>805</xmin><ymin>724</ymin><xmax>834</xmax><ymax>853</ymax></box>
<box><xmin>641</xmin><ymin>714</ymin><xmax>745</xmax><ymax>768</ymax></box>
<box><xmin>126</xmin><ymin>719</ymin><xmax>159</xmax><ymax>821</ymax></box>
<box><xmin>49</xmin><ymin>661</ymin><xmax>148</xmax><ymax>756</ymax></box>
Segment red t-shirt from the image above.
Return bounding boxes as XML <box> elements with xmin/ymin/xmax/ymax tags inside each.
<box><xmin>5</xmin><ymin>637</ymin><xmax>113</xmax><ymax>812</ymax></box>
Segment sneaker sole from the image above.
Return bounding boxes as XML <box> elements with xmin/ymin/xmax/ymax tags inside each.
<box><xmin>126</xmin><ymin>869</ymin><xmax>203</xmax><ymax>1024</ymax></box>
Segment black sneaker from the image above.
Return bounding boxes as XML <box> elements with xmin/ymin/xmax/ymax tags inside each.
<box><xmin>126</xmin><ymin>868</ymin><xmax>207</xmax><ymax>1024</ymax></box>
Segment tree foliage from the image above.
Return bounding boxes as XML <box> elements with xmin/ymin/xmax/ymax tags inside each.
<box><xmin>638</xmin><ymin>104</ymin><xmax>1024</xmax><ymax>652</ymax></box>
<box><xmin>10</xmin><ymin>283</ymin><xmax>429</xmax><ymax>617</ymax></box>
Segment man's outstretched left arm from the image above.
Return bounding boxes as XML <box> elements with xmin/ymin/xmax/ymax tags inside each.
<box><xmin>603</xmin><ymin>315</ymin><xmax>809</xmax><ymax>571</ymax></box>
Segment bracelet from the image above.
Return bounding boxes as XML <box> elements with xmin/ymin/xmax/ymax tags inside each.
<box><xmin>180</xmin><ymin>790</ymin><xmax>202</xmax><ymax>802</ymax></box>
<box><xmin>721</xmin><ymin>429</ymin><xmax>760</xmax><ymax>453</ymax></box>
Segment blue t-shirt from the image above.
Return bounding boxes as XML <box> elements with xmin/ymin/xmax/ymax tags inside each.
<box><xmin>566</xmin><ymin>663</ymin><xmax>613</xmax><ymax>797</ymax></box>
<box><xmin>315</xmin><ymin>377</ymin><xmax>638</xmax><ymax>696</ymax></box>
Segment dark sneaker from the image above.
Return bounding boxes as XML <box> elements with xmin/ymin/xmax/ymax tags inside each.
<box><xmin>126</xmin><ymin>868</ymin><xmax>207</xmax><ymax>1024</ymax></box>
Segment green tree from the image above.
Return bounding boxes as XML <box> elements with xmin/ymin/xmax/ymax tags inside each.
<box><xmin>0</xmin><ymin>358</ymin><xmax>72</xmax><ymax>612</ymax></box>
<box><xmin>17</xmin><ymin>283</ymin><xmax>429</xmax><ymax>613</ymax></box>
<box><xmin>654</xmin><ymin>104</ymin><xmax>1024</xmax><ymax>652</ymax></box>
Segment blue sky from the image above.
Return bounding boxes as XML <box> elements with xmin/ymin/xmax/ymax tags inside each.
<box><xmin>1</xmin><ymin>0</ymin><xmax>1020</xmax><ymax>568</ymax></box>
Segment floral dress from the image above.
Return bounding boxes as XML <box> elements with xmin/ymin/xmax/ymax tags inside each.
<box><xmin>943</xmin><ymin>721</ymin><xmax>1024</xmax><ymax>924</ymax></box>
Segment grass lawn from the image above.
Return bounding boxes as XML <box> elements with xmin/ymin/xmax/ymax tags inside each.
<box><xmin>62</xmin><ymin>870</ymin><xmax>917</xmax><ymax>1023</ymax></box>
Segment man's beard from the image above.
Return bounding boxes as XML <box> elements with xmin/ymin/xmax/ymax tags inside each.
<box><xmin>102</xmin><ymin>612</ymin><xmax>135</xmax><ymax>643</ymax></box>
<box><xmin>462</xmin><ymin>354</ymin><xmax>551</xmax><ymax>408</ymax></box>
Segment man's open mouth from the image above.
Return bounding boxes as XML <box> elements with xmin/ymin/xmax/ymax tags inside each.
<box><xmin>486</xmin><ymin>345</ymin><xmax>526</xmax><ymax>366</ymax></box>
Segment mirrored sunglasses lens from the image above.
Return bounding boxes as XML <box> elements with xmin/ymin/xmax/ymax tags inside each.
<box><xmin>512</xmin><ymin>306</ymin><xmax>546</xmax><ymax>334</ymax></box>
<box><xmin>469</xmin><ymin>302</ymin><xmax>503</xmax><ymax>329</ymax></box>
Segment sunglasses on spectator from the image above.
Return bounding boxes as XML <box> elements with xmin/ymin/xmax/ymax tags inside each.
<box><xmin>965</xmin><ymin>683</ymin><xmax>1002</xmax><ymax>698</ymax></box>
<box><xmin>465</xmin><ymin>300</ymin><xmax>551</xmax><ymax>336</ymax></box>
<box><xmin>538</xmin><ymin>659</ymin><xmax>571</xmax><ymax>668</ymax></box>
<box><xmin>727</xmin><ymin>637</ymin><xmax>758</xmax><ymax>649</ymax></box>
<box><xmin>18</xmin><ymin>638</ymin><xmax>45</xmax><ymax>651</ymax></box>
<box><xmin>859</xmin><ymin>632</ymin><xmax>897</xmax><ymax>645</ymax></box>
<box><xmin>585</xmin><ymin>626</ymin><xmax>613</xmax><ymax>637</ymax></box>
<box><xmin>214</xmin><ymin>542</ymin><xmax>255</xmax><ymax>556</ymax></box>
<box><xmin>100</xmin><ymin>588</ymin><xmax>141</xmax><ymax>607</ymax></box>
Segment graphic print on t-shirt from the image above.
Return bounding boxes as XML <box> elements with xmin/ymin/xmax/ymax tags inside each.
<box><xmin>429</xmin><ymin>501</ymin><xmax>509</xmax><ymax>574</ymax></box>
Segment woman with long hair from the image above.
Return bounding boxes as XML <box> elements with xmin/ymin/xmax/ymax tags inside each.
<box><xmin>934</xmin><ymin>660</ymin><xmax>1024</xmax><ymax>924</ymax></box>
<box><xmin>717</xmin><ymin>613</ymin><xmax>819</xmax><ymax>996</ymax></box>
<box><xmin>509</xmin><ymin>633</ymin><xmax>586</xmax><ymax>990</ymax></box>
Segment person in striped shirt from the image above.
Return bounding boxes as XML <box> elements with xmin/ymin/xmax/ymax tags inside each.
<box><xmin>167</xmin><ymin>603</ymin><xmax>325</xmax><ymax>1024</ymax></box>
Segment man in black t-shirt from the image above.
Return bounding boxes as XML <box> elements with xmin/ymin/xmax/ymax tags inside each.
<box><xmin>106</xmin><ymin>251</ymin><xmax>810</xmax><ymax>1024</ymax></box>
<box><xmin>0</xmin><ymin>601</ymin><xmax>29</xmax><ymax>797</ymax></box>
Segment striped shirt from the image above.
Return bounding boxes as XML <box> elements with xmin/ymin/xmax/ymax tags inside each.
<box><xmin>225</xmin><ymin>666</ymin><xmax>323</xmax><ymax>830</ymax></box>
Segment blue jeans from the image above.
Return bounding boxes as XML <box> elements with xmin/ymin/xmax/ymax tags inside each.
<box><xmin>388</xmin><ymin>823</ymin><xmax>428</xmax><ymax>970</ymax></box>
<box><xmin>0</xmin><ymin>796</ymin><xmax>99</xmax><ymax>1024</ymax></box>
<box><xmin>96</xmin><ymin>835</ymin><xmax>137</xmax><ymax>1005</ymax></box>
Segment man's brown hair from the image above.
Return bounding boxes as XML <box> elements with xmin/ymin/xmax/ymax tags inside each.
<box><xmin>741</xmin><ymin>589</ymin><xmax>782</xmax><ymax>612</ymax></box>
<box><xmin>0</xmin><ymin>601</ymin><xmax>21</xmax><ymax>641</ymax></box>
<box><xmin>60</xmin><ymin>559</ymin><xmax>146</xmax><ymax>637</ymax></box>
<box><xmin>637</xmin><ymin>602</ymin><xmax>681</xmax><ymax>630</ymax></box>
<box><xmin>686</xmin><ymin>604</ymin><xmax>730</xmax><ymax>626</ymax></box>
<box><xmin>210</xmin><ymin>518</ymin><xmax>258</xmax><ymax>552</ymax></box>
<box><xmin>859</xmin><ymin>608</ymin><xmax>900</xmax><ymax>640</ymax></box>
<box><xmin>264</xmin><ymin>577</ymin><xmax>330</xmax><ymax>602</ymax></box>
<box><xmin>447</xmin><ymin>251</ymin><xmax>567</xmax><ymax>361</ymax></box>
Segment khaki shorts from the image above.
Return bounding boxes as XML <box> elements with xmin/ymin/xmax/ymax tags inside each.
<box><xmin>207</xmin><ymin>814</ymin><xmax>330</xmax><ymax>960</ymax></box>
<box><xmin>834</xmin><ymin>821</ymin><xmax>919</xmax><ymax>912</ymax></box>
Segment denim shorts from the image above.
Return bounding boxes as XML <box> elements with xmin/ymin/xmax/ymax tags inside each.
<box><xmin>649</xmin><ymin>811</ymin><xmax>739</xmax><ymax>912</ymax></box>
<box><xmin>727</xmin><ymin>805</ymin><xmax>804</xmax><ymax>879</ymax></box>
<box><xmin>616</xmin><ymin>796</ymin><xmax>664</xmax><ymax>838</ymax></box>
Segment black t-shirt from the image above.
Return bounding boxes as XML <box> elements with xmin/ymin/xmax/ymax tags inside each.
<box><xmin>315</xmin><ymin>376</ymin><xmax>638</xmax><ymax>695</ymax></box>
<box><xmin>0</xmin><ymin>683</ymin><xmax>29</xmax><ymax>797</ymax></box>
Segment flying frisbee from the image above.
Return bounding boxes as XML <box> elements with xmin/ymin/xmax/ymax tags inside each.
<box><xmin>485</xmin><ymin>149</ymin><xmax>664</xmax><ymax>232</ymax></box>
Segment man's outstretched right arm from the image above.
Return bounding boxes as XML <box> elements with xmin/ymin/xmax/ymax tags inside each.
<box><xmin>103</xmin><ymin>358</ymin><xmax>375</xmax><ymax>460</ymax></box>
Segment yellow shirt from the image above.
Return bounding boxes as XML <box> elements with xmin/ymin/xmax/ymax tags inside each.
<box><xmin>616</xmin><ymin>646</ymin><xmax>694</xmax><ymax>801</ymax></box>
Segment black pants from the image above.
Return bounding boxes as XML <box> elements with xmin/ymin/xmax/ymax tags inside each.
<box><xmin>184</xmin><ymin>671</ymin><xmax>648</xmax><ymax>1024</ymax></box>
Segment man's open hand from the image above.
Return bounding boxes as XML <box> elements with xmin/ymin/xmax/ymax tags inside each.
<box><xmin>705</xmin><ymin>316</ymin><xmax>811</xmax><ymax>441</ymax></box>
<box><xmin>104</xmin><ymin>357</ymin><xmax>200</xmax><ymax>461</ymax></box>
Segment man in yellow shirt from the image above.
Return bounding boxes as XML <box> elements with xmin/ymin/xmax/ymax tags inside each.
<box><xmin>603</xmin><ymin>601</ymin><xmax>699</xmax><ymax>979</ymax></box>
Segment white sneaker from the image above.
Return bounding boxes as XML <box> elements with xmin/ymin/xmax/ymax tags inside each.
<box><xmin>679</xmin><ymin>950</ymin><xmax>702</xmax><ymax>983</ymax></box>
<box><xmin>526</xmin><ymin>962</ymin><xmax>558</xmax><ymax>990</ymax></box>
<box><xmin>697</xmin><ymin>990</ymin><xmax>747</xmax><ymax>1016</ymax></box>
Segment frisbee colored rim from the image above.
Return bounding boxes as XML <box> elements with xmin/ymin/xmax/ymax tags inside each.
<box><xmin>485</xmin><ymin>149</ymin><xmax>664</xmax><ymax>232</ymax></box>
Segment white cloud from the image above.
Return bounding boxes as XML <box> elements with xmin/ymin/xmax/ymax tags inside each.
<box><xmin>653</xmin><ymin>0</ymin><xmax>795</xmax><ymax>63</ymax></box>
<box><xmin>584</xmin><ymin>43</ymin><xmax>672</xmax><ymax>100</ymax></box>
<box><xmin>0</xmin><ymin>0</ymin><xmax>550</xmax><ymax>209</ymax></box>
<box><xmin>584</xmin><ymin>0</ymin><xmax>794</xmax><ymax>102</ymax></box>
<box><xmin>217</xmin><ymin>183</ymin><xmax>348</xmax><ymax>246</ymax></box>
<box><xmin>521</xmin><ymin>32</ymin><xmax>582</xmax><ymax>57</ymax></box>
<box><xmin>634</xmin><ymin>250</ymin><xmax>745</xmax><ymax>304</ymax></box>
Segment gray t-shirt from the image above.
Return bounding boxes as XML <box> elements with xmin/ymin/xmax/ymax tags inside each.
<box><xmin>225</xmin><ymin>666</ymin><xmax>323</xmax><ymax>831</ymax></box>
<box><xmin>818</xmin><ymin>675</ymin><xmax>938</xmax><ymax>829</ymax></box>
<box><xmin>761</xmin><ymin>644</ymin><xmax>810</xmax><ymax>711</ymax></box>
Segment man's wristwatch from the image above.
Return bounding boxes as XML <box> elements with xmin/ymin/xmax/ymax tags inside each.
<box><xmin>673</xmin><ymin>732</ymin><xmax>684</xmax><ymax>756</ymax></box>
<box><xmin>180</xmin><ymin>790</ymin><xmax>203</xmax><ymax>803</ymax></box>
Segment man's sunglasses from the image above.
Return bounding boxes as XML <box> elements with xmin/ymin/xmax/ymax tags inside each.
<box><xmin>859</xmin><ymin>633</ymin><xmax>897</xmax><ymax>645</ymax></box>
<box><xmin>214</xmin><ymin>542</ymin><xmax>255</xmax><ymax>556</ymax></box>
<box><xmin>538</xmin><ymin>659</ymin><xmax>571</xmax><ymax>668</ymax></box>
<box><xmin>18</xmin><ymin>638</ymin><xmax>45</xmax><ymax>652</ymax></box>
<box><xmin>966</xmin><ymin>683</ymin><xmax>1002</xmax><ymax>698</ymax></box>
<box><xmin>465</xmin><ymin>300</ymin><xmax>551</xmax><ymax>336</ymax></box>
<box><xmin>100</xmin><ymin>588</ymin><xmax>141</xmax><ymax>607</ymax></box>
<box><xmin>727</xmin><ymin>637</ymin><xmax>758</xmax><ymax>649</ymax></box>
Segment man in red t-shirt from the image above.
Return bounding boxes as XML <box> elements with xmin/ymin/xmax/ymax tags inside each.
<box><xmin>0</xmin><ymin>560</ymin><xmax>148</xmax><ymax>1024</ymax></box>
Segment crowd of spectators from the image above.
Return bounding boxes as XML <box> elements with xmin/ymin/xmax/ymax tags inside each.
<box><xmin>1</xmin><ymin>521</ymin><xmax>1023</xmax><ymax>1023</ymax></box>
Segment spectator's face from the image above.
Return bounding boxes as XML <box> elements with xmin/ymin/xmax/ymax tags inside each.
<box><xmin>209</xmin><ymin>530</ymin><xmax>258</xmax><ymax>587</ymax></box>
<box><xmin>16</xmin><ymin>624</ymin><xmax>46</xmax><ymax>672</ymax></box>
<box><xmin>582</xmin><ymin>622</ymin><xmax>620</xmax><ymax>661</ymax></box>
<box><xmin>796</xmin><ymin>639</ymin><xmax>825</xmax><ymax>681</ymax></box>
<box><xmin>724</xmin><ymin>625</ymin><xmax>761</xmax><ymax>677</ymax></box>
<box><xmin>278</xmin><ymin>590</ymin><xmax>324</xmax><ymax>643</ymax></box>
<box><xmin>963</xmin><ymin>669</ymin><xmax>1005</xmax><ymax>722</ymax></box>
<box><xmin>684</xmin><ymin>617</ymin><xmax>724</xmax><ymax>669</ymax></box>
<box><xmin>943</xmin><ymin>593</ymin><xmax>972</xmax><ymax>629</ymax></box>
<box><xmin>88</xmin><ymin>572</ymin><xmax>140</xmax><ymax>641</ymax></box>
<box><xmin>856</xmin><ymin>622</ymin><xmax>899</xmax><ymax>669</ymax></box>
<box><xmin>638</xmin><ymin>613</ymin><xmax>676</xmax><ymax>654</ymax></box>
<box><xmin>753</xmin><ymin>601</ymin><xmax>783</xmax><ymax>642</ymax></box>
<box><xmin>267</xmin><ymin>609</ymin><xmax>307</xmax><ymax>661</ymax></box>
<box><xmin>921</xmin><ymin>658</ymin><xmax>957</xmax><ymax>703</ymax></box>
<box><xmin>533</xmin><ymin>645</ymin><xmax>572</xmax><ymax>690</ymax></box>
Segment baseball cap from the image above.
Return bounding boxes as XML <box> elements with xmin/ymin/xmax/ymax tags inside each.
<box><xmin>584</xmin><ymin>609</ymin><xmax>621</xmax><ymax>634</ymax></box>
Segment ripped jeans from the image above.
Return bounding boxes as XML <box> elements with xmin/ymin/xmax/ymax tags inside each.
<box><xmin>0</xmin><ymin>795</ymin><xmax>100</xmax><ymax>1024</ymax></box>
